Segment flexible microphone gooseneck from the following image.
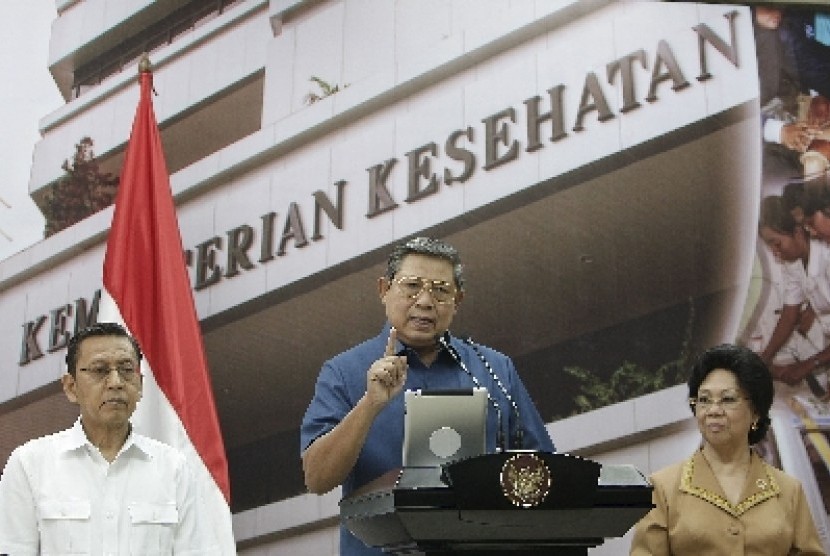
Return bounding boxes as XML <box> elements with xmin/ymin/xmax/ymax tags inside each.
<box><xmin>438</xmin><ymin>333</ymin><xmax>507</xmax><ymax>452</ymax></box>
<box><xmin>462</xmin><ymin>337</ymin><xmax>525</xmax><ymax>449</ymax></box>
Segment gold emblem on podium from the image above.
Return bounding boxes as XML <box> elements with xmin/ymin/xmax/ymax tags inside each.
<box><xmin>500</xmin><ymin>453</ymin><xmax>551</xmax><ymax>508</ymax></box>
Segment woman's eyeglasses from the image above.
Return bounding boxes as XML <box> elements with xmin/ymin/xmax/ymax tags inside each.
<box><xmin>689</xmin><ymin>393</ymin><xmax>747</xmax><ymax>411</ymax></box>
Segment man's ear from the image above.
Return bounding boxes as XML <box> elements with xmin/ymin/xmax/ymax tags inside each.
<box><xmin>61</xmin><ymin>373</ymin><xmax>79</xmax><ymax>404</ymax></box>
<box><xmin>135</xmin><ymin>372</ymin><xmax>144</xmax><ymax>402</ymax></box>
<box><xmin>454</xmin><ymin>290</ymin><xmax>465</xmax><ymax>308</ymax></box>
<box><xmin>378</xmin><ymin>276</ymin><xmax>390</xmax><ymax>300</ymax></box>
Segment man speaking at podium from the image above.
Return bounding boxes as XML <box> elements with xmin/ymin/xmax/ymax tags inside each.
<box><xmin>300</xmin><ymin>236</ymin><xmax>555</xmax><ymax>555</ymax></box>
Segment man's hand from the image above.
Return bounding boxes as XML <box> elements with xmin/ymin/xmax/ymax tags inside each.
<box><xmin>302</xmin><ymin>328</ymin><xmax>408</xmax><ymax>494</ymax></box>
<box><xmin>772</xmin><ymin>360</ymin><xmax>814</xmax><ymax>386</ymax></box>
<box><xmin>781</xmin><ymin>123</ymin><xmax>816</xmax><ymax>152</ymax></box>
<box><xmin>365</xmin><ymin>327</ymin><xmax>407</xmax><ymax>407</ymax></box>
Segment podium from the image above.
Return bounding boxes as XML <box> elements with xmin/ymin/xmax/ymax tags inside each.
<box><xmin>340</xmin><ymin>451</ymin><xmax>653</xmax><ymax>555</ymax></box>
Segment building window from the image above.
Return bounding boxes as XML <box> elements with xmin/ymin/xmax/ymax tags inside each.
<box><xmin>70</xmin><ymin>0</ymin><xmax>243</xmax><ymax>99</ymax></box>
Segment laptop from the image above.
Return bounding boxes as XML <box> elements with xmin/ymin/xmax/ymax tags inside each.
<box><xmin>402</xmin><ymin>388</ymin><xmax>488</xmax><ymax>468</ymax></box>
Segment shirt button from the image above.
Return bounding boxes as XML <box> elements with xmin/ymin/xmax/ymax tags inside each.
<box><xmin>728</xmin><ymin>525</ymin><xmax>741</xmax><ymax>535</ymax></box>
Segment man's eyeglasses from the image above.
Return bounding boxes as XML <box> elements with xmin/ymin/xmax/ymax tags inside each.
<box><xmin>689</xmin><ymin>393</ymin><xmax>747</xmax><ymax>411</ymax></box>
<box><xmin>392</xmin><ymin>276</ymin><xmax>457</xmax><ymax>304</ymax></box>
<box><xmin>78</xmin><ymin>362</ymin><xmax>139</xmax><ymax>382</ymax></box>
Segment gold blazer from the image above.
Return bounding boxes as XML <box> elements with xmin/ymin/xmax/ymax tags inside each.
<box><xmin>630</xmin><ymin>450</ymin><xmax>825</xmax><ymax>555</ymax></box>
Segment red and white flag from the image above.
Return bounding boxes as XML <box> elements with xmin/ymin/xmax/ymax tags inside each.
<box><xmin>99</xmin><ymin>60</ymin><xmax>235</xmax><ymax>552</ymax></box>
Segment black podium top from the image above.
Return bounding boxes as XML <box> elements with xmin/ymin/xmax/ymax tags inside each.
<box><xmin>340</xmin><ymin>451</ymin><xmax>653</xmax><ymax>555</ymax></box>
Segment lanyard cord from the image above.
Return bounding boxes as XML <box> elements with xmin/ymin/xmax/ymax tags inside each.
<box><xmin>462</xmin><ymin>337</ymin><xmax>525</xmax><ymax>449</ymax></box>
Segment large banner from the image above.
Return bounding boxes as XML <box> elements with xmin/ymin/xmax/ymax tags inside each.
<box><xmin>738</xmin><ymin>4</ymin><xmax>830</xmax><ymax>544</ymax></box>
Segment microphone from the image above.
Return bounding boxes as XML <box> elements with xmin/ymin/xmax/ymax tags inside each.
<box><xmin>463</xmin><ymin>337</ymin><xmax>525</xmax><ymax>450</ymax></box>
<box><xmin>438</xmin><ymin>333</ymin><xmax>506</xmax><ymax>452</ymax></box>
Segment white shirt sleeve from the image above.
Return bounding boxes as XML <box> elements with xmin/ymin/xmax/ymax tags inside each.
<box><xmin>764</xmin><ymin>117</ymin><xmax>786</xmax><ymax>144</ymax></box>
<box><xmin>0</xmin><ymin>447</ymin><xmax>39</xmax><ymax>555</ymax></box>
<box><xmin>782</xmin><ymin>260</ymin><xmax>808</xmax><ymax>307</ymax></box>
<box><xmin>172</xmin><ymin>453</ymin><xmax>221</xmax><ymax>555</ymax></box>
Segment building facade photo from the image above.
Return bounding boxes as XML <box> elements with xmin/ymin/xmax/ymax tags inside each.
<box><xmin>3</xmin><ymin>0</ymin><xmax>829</xmax><ymax>553</ymax></box>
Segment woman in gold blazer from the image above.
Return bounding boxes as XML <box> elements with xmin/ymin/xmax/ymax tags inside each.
<box><xmin>630</xmin><ymin>344</ymin><xmax>825</xmax><ymax>555</ymax></box>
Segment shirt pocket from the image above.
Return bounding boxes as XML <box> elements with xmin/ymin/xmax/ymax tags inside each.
<box><xmin>38</xmin><ymin>498</ymin><xmax>91</xmax><ymax>555</ymax></box>
<box><xmin>128</xmin><ymin>501</ymin><xmax>178</xmax><ymax>555</ymax></box>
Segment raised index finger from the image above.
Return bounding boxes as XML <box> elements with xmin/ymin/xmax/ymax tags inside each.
<box><xmin>385</xmin><ymin>327</ymin><xmax>398</xmax><ymax>356</ymax></box>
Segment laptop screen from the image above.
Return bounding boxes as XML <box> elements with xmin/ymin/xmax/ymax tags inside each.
<box><xmin>402</xmin><ymin>388</ymin><xmax>488</xmax><ymax>467</ymax></box>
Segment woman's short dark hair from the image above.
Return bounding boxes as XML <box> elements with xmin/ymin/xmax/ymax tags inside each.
<box><xmin>759</xmin><ymin>194</ymin><xmax>800</xmax><ymax>235</ymax></box>
<box><xmin>65</xmin><ymin>322</ymin><xmax>143</xmax><ymax>375</ymax></box>
<box><xmin>687</xmin><ymin>344</ymin><xmax>773</xmax><ymax>445</ymax></box>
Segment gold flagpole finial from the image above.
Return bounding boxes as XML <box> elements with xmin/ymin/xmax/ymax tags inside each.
<box><xmin>139</xmin><ymin>54</ymin><xmax>152</xmax><ymax>74</ymax></box>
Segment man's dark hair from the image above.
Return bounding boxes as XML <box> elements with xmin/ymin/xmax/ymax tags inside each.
<box><xmin>687</xmin><ymin>344</ymin><xmax>773</xmax><ymax>445</ymax></box>
<box><xmin>781</xmin><ymin>181</ymin><xmax>805</xmax><ymax>215</ymax></box>
<box><xmin>801</xmin><ymin>173</ymin><xmax>830</xmax><ymax>218</ymax></box>
<box><xmin>385</xmin><ymin>237</ymin><xmax>465</xmax><ymax>290</ymax></box>
<box><xmin>65</xmin><ymin>322</ymin><xmax>143</xmax><ymax>375</ymax></box>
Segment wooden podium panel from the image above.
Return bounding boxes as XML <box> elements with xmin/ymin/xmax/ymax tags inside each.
<box><xmin>340</xmin><ymin>452</ymin><xmax>653</xmax><ymax>555</ymax></box>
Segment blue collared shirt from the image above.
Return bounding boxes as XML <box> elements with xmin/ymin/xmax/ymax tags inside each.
<box><xmin>301</xmin><ymin>325</ymin><xmax>555</xmax><ymax>556</ymax></box>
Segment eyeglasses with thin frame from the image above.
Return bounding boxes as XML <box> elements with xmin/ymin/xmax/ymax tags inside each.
<box><xmin>689</xmin><ymin>392</ymin><xmax>747</xmax><ymax>411</ymax></box>
<box><xmin>78</xmin><ymin>362</ymin><xmax>139</xmax><ymax>383</ymax></box>
<box><xmin>391</xmin><ymin>275</ymin><xmax>457</xmax><ymax>304</ymax></box>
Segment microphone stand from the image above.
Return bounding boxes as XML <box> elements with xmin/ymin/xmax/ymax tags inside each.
<box><xmin>463</xmin><ymin>337</ymin><xmax>526</xmax><ymax>449</ymax></box>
